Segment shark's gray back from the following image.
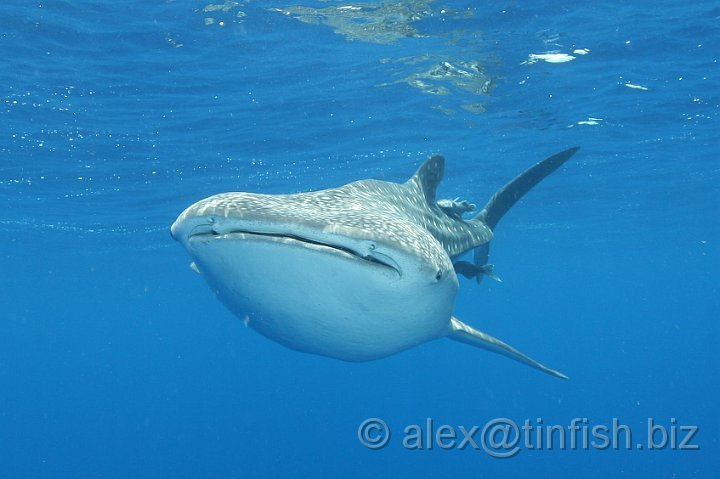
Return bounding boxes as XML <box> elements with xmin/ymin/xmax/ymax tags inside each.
<box><xmin>180</xmin><ymin>155</ymin><xmax>492</xmax><ymax>265</ymax></box>
<box><xmin>346</xmin><ymin>178</ymin><xmax>492</xmax><ymax>257</ymax></box>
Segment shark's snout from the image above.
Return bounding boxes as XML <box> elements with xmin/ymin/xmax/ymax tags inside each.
<box><xmin>171</xmin><ymin>215</ymin><xmax>212</xmax><ymax>242</ymax></box>
<box><xmin>170</xmin><ymin>193</ymin><xmax>450</xmax><ymax>282</ymax></box>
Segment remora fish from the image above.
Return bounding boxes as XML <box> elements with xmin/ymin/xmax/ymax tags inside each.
<box><xmin>171</xmin><ymin>147</ymin><xmax>579</xmax><ymax>378</ymax></box>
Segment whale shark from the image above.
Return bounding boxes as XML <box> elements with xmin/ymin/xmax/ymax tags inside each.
<box><xmin>171</xmin><ymin>147</ymin><xmax>579</xmax><ymax>379</ymax></box>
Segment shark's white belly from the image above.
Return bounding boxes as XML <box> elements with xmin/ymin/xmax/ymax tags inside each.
<box><xmin>187</xmin><ymin>233</ymin><xmax>457</xmax><ymax>361</ymax></box>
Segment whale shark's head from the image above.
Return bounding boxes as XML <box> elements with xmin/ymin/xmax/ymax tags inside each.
<box><xmin>171</xmin><ymin>183</ymin><xmax>458</xmax><ymax>361</ymax></box>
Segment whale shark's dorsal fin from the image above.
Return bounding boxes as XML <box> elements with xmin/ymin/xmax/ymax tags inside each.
<box><xmin>476</xmin><ymin>147</ymin><xmax>580</xmax><ymax>230</ymax></box>
<box><xmin>407</xmin><ymin>154</ymin><xmax>445</xmax><ymax>204</ymax></box>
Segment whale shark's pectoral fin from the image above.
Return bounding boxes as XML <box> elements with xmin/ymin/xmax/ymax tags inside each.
<box><xmin>453</xmin><ymin>261</ymin><xmax>502</xmax><ymax>282</ymax></box>
<box><xmin>445</xmin><ymin>317</ymin><xmax>568</xmax><ymax>379</ymax></box>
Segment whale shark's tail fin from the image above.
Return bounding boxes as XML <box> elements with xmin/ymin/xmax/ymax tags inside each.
<box><xmin>446</xmin><ymin>316</ymin><xmax>568</xmax><ymax>379</ymax></box>
<box><xmin>466</xmin><ymin>147</ymin><xmax>579</xmax><ymax>284</ymax></box>
<box><xmin>475</xmin><ymin>147</ymin><xmax>580</xmax><ymax>230</ymax></box>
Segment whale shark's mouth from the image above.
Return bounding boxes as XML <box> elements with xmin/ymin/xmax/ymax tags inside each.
<box><xmin>188</xmin><ymin>228</ymin><xmax>401</xmax><ymax>275</ymax></box>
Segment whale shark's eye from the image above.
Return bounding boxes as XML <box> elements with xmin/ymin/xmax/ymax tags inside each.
<box><xmin>435</xmin><ymin>269</ymin><xmax>443</xmax><ymax>281</ymax></box>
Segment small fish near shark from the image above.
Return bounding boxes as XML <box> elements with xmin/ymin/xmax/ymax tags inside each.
<box><xmin>171</xmin><ymin>147</ymin><xmax>579</xmax><ymax>379</ymax></box>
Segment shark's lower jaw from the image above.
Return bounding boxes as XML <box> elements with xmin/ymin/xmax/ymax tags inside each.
<box><xmin>183</xmin><ymin>231</ymin><xmax>455</xmax><ymax>362</ymax></box>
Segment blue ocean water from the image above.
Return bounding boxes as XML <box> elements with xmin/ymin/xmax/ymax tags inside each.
<box><xmin>1</xmin><ymin>0</ymin><xmax>718</xmax><ymax>477</ymax></box>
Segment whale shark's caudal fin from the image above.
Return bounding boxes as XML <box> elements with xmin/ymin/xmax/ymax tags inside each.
<box><xmin>446</xmin><ymin>317</ymin><xmax>568</xmax><ymax>379</ymax></box>
<box><xmin>467</xmin><ymin>147</ymin><xmax>579</xmax><ymax>283</ymax></box>
<box><xmin>475</xmin><ymin>147</ymin><xmax>580</xmax><ymax>230</ymax></box>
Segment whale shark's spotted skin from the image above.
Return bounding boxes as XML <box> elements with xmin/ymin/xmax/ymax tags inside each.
<box><xmin>174</xmin><ymin>155</ymin><xmax>493</xmax><ymax>269</ymax></box>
